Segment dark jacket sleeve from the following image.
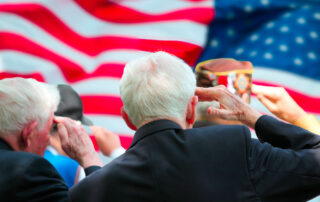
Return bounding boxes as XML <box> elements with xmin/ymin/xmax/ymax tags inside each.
<box><xmin>16</xmin><ymin>157</ymin><xmax>69</xmax><ymax>202</ymax></box>
<box><xmin>248</xmin><ymin>115</ymin><xmax>320</xmax><ymax>202</ymax></box>
<box><xmin>255</xmin><ymin>115</ymin><xmax>320</xmax><ymax>149</ymax></box>
<box><xmin>84</xmin><ymin>166</ymin><xmax>101</xmax><ymax>176</ymax></box>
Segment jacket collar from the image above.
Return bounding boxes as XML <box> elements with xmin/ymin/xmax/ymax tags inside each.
<box><xmin>129</xmin><ymin>119</ymin><xmax>182</xmax><ymax>149</ymax></box>
<box><xmin>0</xmin><ymin>138</ymin><xmax>14</xmax><ymax>151</ymax></box>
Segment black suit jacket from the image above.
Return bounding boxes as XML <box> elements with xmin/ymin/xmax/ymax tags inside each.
<box><xmin>70</xmin><ymin>115</ymin><xmax>320</xmax><ymax>202</ymax></box>
<box><xmin>0</xmin><ymin>139</ymin><xmax>100</xmax><ymax>202</ymax></box>
<box><xmin>0</xmin><ymin>139</ymin><xmax>68</xmax><ymax>202</ymax></box>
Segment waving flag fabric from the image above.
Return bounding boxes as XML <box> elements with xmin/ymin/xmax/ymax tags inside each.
<box><xmin>199</xmin><ymin>0</ymin><xmax>320</xmax><ymax>121</ymax></box>
<box><xmin>0</xmin><ymin>0</ymin><xmax>319</xmax><ymax>150</ymax></box>
<box><xmin>0</xmin><ymin>0</ymin><xmax>214</xmax><ymax>149</ymax></box>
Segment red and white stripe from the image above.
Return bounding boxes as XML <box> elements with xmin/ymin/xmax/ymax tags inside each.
<box><xmin>0</xmin><ymin>0</ymin><xmax>215</xmax><ymax>149</ymax></box>
<box><xmin>1</xmin><ymin>0</ymin><xmax>318</xmax><ymax>151</ymax></box>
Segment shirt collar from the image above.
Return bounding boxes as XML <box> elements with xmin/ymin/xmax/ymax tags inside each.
<box><xmin>129</xmin><ymin>119</ymin><xmax>182</xmax><ymax>149</ymax></box>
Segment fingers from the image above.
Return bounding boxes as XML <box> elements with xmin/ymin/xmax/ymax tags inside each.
<box><xmin>256</xmin><ymin>94</ymin><xmax>278</xmax><ymax>113</ymax></box>
<box><xmin>195</xmin><ymin>87</ymin><xmax>213</xmax><ymax>101</ymax></box>
<box><xmin>55</xmin><ymin>116</ymin><xmax>84</xmax><ymax>135</ymax></box>
<box><xmin>241</xmin><ymin>93</ymin><xmax>249</xmax><ymax>103</ymax></box>
<box><xmin>251</xmin><ymin>84</ymin><xmax>261</xmax><ymax>93</ymax></box>
<box><xmin>57</xmin><ymin>124</ymin><xmax>68</xmax><ymax>145</ymax></box>
<box><xmin>54</xmin><ymin>116</ymin><xmax>73</xmax><ymax>134</ymax></box>
<box><xmin>195</xmin><ymin>86</ymin><xmax>224</xmax><ymax>102</ymax></box>
<box><xmin>251</xmin><ymin>84</ymin><xmax>270</xmax><ymax>94</ymax></box>
<box><xmin>54</xmin><ymin>117</ymin><xmax>103</xmax><ymax>167</ymax></box>
<box><xmin>207</xmin><ymin>106</ymin><xmax>238</xmax><ymax>120</ymax></box>
<box><xmin>252</xmin><ymin>85</ymin><xmax>282</xmax><ymax>101</ymax></box>
<box><xmin>53</xmin><ymin>116</ymin><xmax>68</xmax><ymax>123</ymax></box>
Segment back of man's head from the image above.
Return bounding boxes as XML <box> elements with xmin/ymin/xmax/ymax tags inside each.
<box><xmin>120</xmin><ymin>51</ymin><xmax>196</xmax><ymax>127</ymax></box>
<box><xmin>0</xmin><ymin>78</ymin><xmax>60</xmax><ymax>135</ymax></box>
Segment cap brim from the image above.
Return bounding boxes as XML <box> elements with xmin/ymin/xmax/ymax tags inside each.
<box><xmin>81</xmin><ymin>116</ymin><xmax>93</xmax><ymax>126</ymax></box>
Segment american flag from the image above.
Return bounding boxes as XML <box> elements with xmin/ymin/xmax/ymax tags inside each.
<box><xmin>199</xmin><ymin>0</ymin><xmax>320</xmax><ymax>122</ymax></box>
<box><xmin>0</xmin><ymin>0</ymin><xmax>319</xmax><ymax>150</ymax></box>
<box><xmin>0</xmin><ymin>0</ymin><xmax>214</xmax><ymax>149</ymax></box>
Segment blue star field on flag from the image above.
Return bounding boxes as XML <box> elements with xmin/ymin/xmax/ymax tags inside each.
<box><xmin>199</xmin><ymin>0</ymin><xmax>320</xmax><ymax>81</ymax></box>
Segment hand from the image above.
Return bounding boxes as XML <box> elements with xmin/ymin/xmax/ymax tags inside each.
<box><xmin>252</xmin><ymin>85</ymin><xmax>306</xmax><ymax>123</ymax></box>
<box><xmin>54</xmin><ymin>116</ymin><xmax>103</xmax><ymax>168</ymax></box>
<box><xmin>90</xmin><ymin>126</ymin><xmax>122</xmax><ymax>157</ymax></box>
<box><xmin>195</xmin><ymin>86</ymin><xmax>262</xmax><ymax>128</ymax></box>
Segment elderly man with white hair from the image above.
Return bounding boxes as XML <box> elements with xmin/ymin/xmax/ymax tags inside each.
<box><xmin>69</xmin><ymin>52</ymin><xmax>320</xmax><ymax>202</ymax></box>
<box><xmin>0</xmin><ymin>78</ymin><xmax>102</xmax><ymax>201</ymax></box>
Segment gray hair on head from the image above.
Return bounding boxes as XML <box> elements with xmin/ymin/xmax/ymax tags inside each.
<box><xmin>120</xmin><ymin>51</ymin><xmax>196</xmax><ymax>127</ymax></box>
<box><xmin>0</xmin><ymin>78</ymin><xmax>60</xmax><ymax>135</ymax></box>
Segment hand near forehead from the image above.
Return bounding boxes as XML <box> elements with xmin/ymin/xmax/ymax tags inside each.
<box><xmin>54</xmin><ymin>116</ymin><xmax>103</xmax><ymax>168</ymax></box>
<box><xmin>195</xmin><ymin>85</ymin><xmax>261</xmax><ymax>128</ymax></box>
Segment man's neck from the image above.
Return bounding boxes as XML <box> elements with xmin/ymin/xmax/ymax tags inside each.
<box><xmin>0</xmin><ymin>133</ymin><xmax>22</xmax><ymax>152</ymax></box>
<box><xmin>139</xmin><ymin>117</ymin><xmax>190</xmax><ymax>130</ymax></box>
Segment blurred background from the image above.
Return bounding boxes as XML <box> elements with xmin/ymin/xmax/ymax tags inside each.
<box><xmin>0</xmin><ymin>0</ymin><xmax>319</xmax><ymax>173</ymax></box>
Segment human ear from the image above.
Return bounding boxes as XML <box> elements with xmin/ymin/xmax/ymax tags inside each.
<box><xmin>186</xmin><ymin>96</ymin><xmax>198</xmax><ymax>128</ymax></box>
<box><xmin>121</xmin><ymin>107</ymin><xmax>137</xmax><ymax>131</ymax></box>
<box><xmin>20</xmin><ymin>121</ymin><xmax>38</xmax><ymax>148</ymax></box>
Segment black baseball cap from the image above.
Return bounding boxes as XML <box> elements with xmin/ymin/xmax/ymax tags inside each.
<box><xmin>54</xmin><ymin>84</ymin><xmax>93</xmax><ymax>125</ymax></box>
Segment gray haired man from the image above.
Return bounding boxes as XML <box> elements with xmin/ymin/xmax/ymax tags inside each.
<box><xmin>0</xmin><ymin>78</ymin><xmax>102</xmax><ymax>201</ymax></box>
<box><xmin>70</xmin><ymin>52</ymin><xmax>320</xmax><ymax>202</ymax></box>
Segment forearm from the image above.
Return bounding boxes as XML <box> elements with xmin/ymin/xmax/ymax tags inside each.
<box><xmin>293</xmin><ymin>114</ymin><xmax>320</xmax><ymax>135</ymax></box>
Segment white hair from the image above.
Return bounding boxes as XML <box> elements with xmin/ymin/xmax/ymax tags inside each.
<box><xmin>120</xmin><ymin>51</ymin><xmax>196</xmax><ymax>127</ymax></box>
<box><xmin>0</xmin><ymin>78</ymin><xmax>60</xmax><ymax>134</ymax></box>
